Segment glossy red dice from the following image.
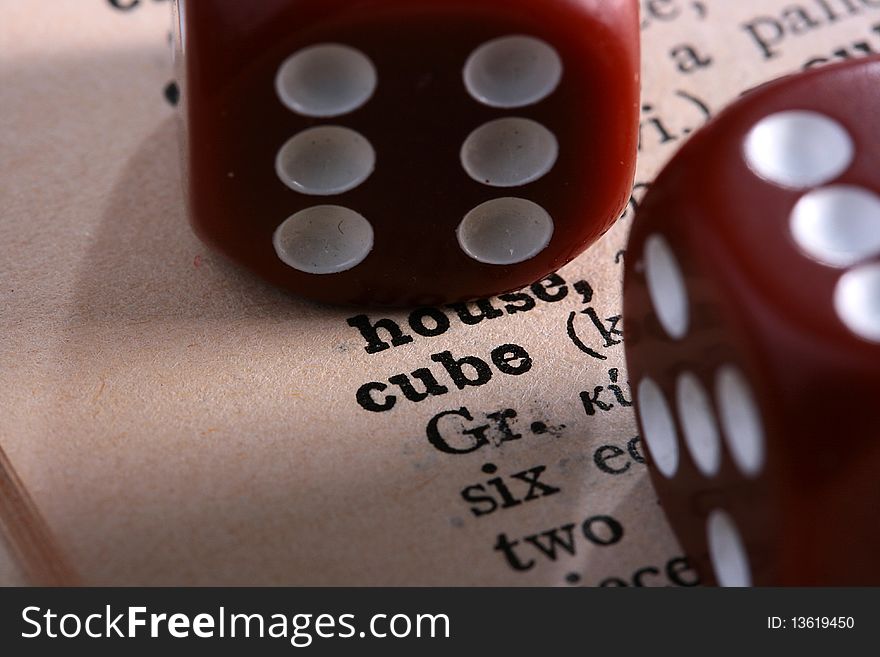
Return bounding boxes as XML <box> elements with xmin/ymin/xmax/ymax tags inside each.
<box><xmin>173</xmin><ymin>0</ymin><xmax>639</xmax><ymax>306</ymax></box>
<box><xmin>624</xmin><ymin>56</ymin><xmax>880</xmax><ymax>586</ymax></box>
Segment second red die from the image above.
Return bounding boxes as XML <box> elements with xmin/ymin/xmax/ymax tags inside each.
<box><xmin>624</xmin><ymin>56</ymin><xmax>880</xmax><ymax>586</ymax></box>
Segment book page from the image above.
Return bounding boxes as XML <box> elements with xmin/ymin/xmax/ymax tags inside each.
<box><xmin>0</xmin><ymin>539</ymin><xmax>26</xmax><ymax>588</ymax></box>
<box><xmin>1</xmin><ymin>0</ymin><xmax>877</xmax><ymax>585</ymax></box>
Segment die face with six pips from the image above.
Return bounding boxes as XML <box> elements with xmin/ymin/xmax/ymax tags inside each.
<box><xmin>174</xmin><ymin>0</ymin><xmax>639</xmax><ymax>306</ymax></box>
<box><xmin>624</xmin><ymin>56</ymin><xmax>880</xmax><ymax>586</ymax></box>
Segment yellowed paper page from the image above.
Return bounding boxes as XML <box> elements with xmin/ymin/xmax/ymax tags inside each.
<box><xmin>0</xmin><ymin>549</ymin><xmax>26</xmax><ymax>588</ymax></box>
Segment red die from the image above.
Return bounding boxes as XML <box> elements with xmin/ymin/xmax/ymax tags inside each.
<box><xmin>623</xmin><ymin>57</ymin><xmax>880</xmax><ymax>586</ymax></box>
<box><xmin>173</xmin><ymin>0</ymin><xmax>639</xmax><ymax>306</ymax></box>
